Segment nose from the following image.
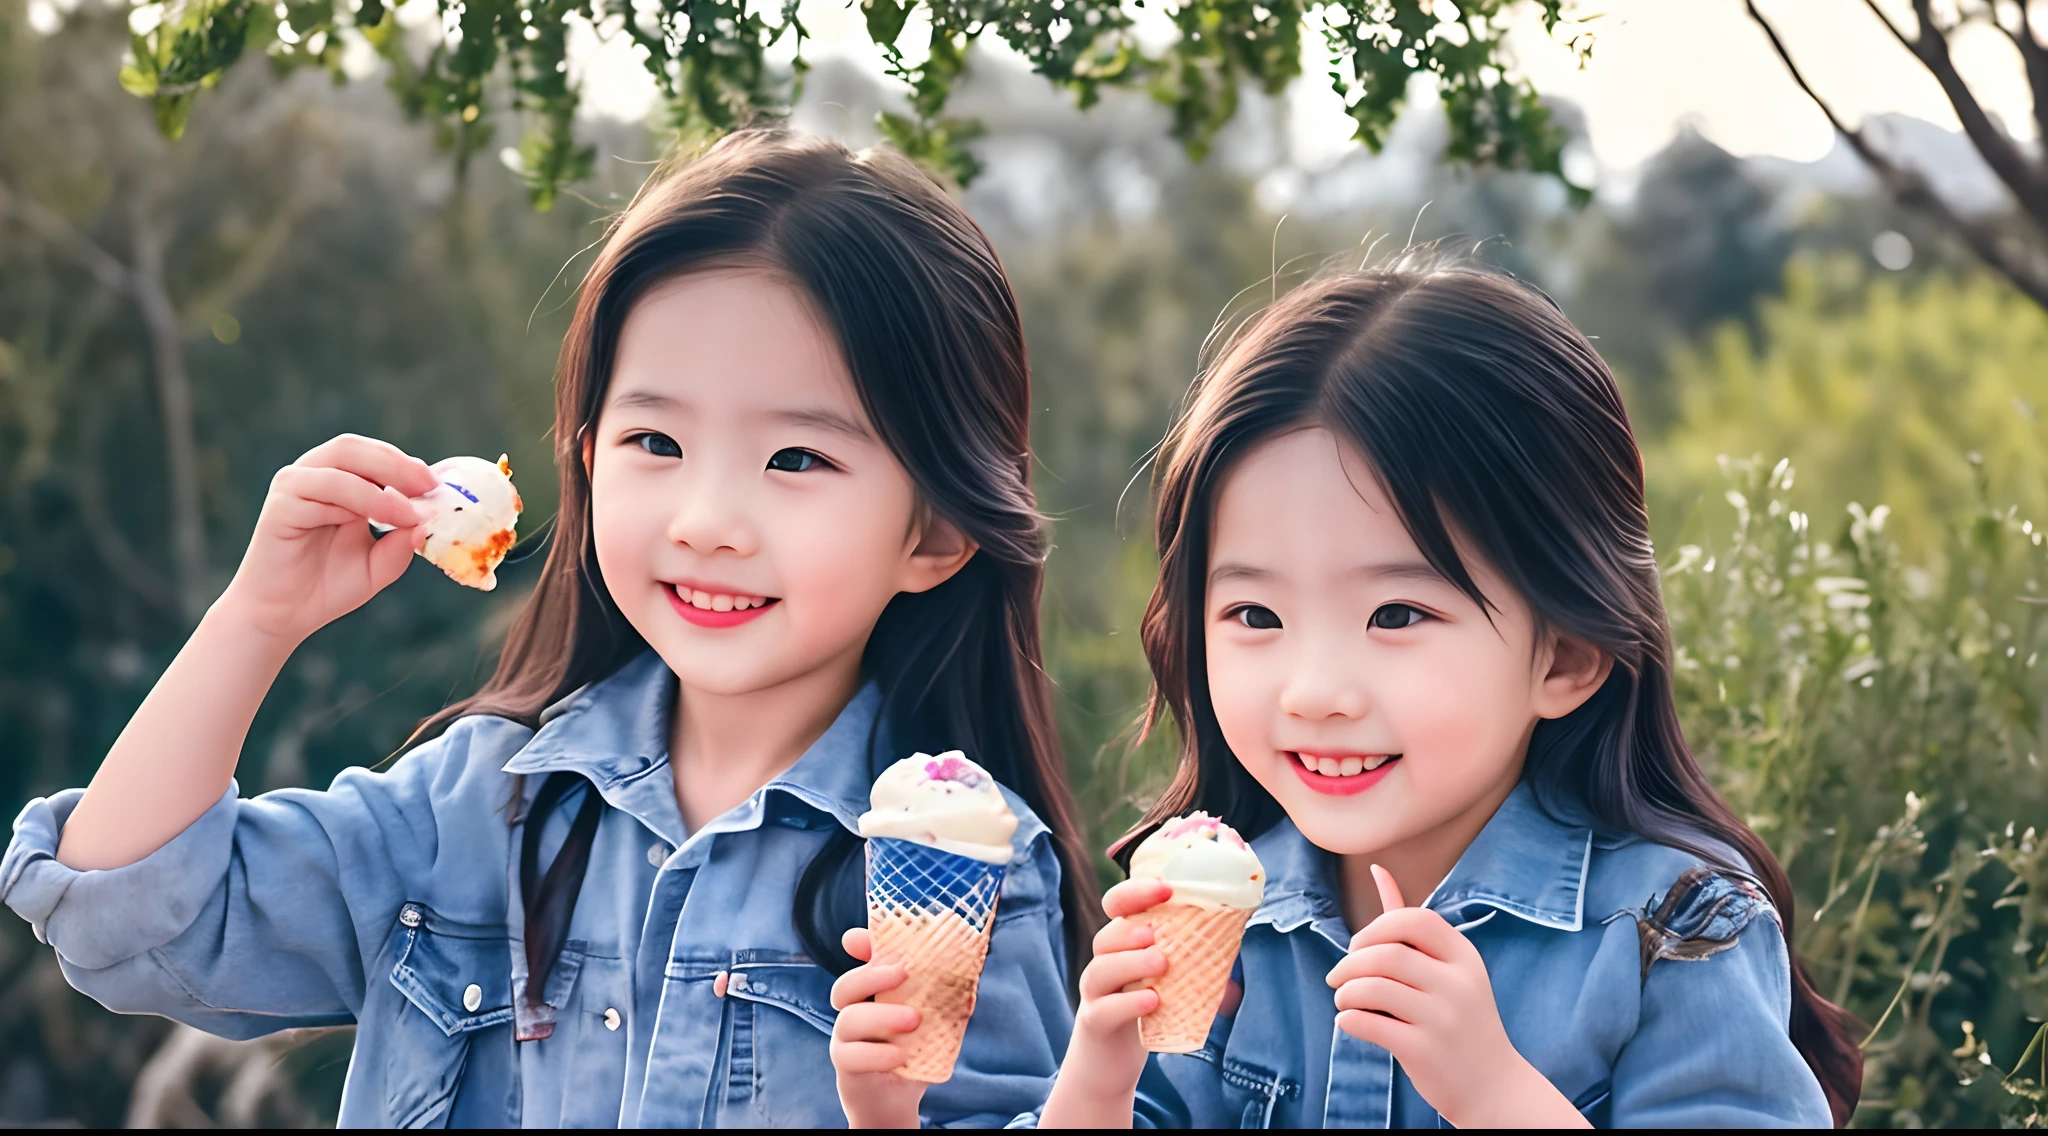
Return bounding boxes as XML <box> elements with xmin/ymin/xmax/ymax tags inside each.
<box><xmin>665</xmin><ymin>459</ymin><xmax>761</xmax><ymax>558</ymax></box>
<box><xmin>1275</xmin><ymin>632</ymin><xmax>1370</xmax><ymax>722</ymax></box>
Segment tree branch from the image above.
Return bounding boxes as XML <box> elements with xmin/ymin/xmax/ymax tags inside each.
<box><xmin>0</xmin><ymin>180</ymin><xmax>134</xmax><ymax>296</ymax></box>
<box><xmin>128</xmin><ymin>202</ymin><xmax>213</xmax><ymax>626</ymax></box>
<box><xmin>1902</xmin><ymin>0</ymin><xmax>2048</xmax><ymax>225</ymax></box>
<box><xmin>70</xmin><ymin>397</ymin><xmax>182</xmax><ymax>616</ymax></box>
<box><xmin>1993</xmin><ymin>0</ymin><xmax>2048</xmax><ymax>154</ymax></box>
<box><xmin>1747</xmin><ymin>0</ymin><xmax>2048</xmax><ymax>308</ymax></box>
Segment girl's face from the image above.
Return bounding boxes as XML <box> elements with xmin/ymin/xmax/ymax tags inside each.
<box><xmin>588</xmin><ymin>269</ymin><xmax>973</xmax><ymax>698</ymax></box>
<box><xmin>1204</xmin><ymin>427</ymin><xmax>1605</xmax><ymax>860</ymax></box>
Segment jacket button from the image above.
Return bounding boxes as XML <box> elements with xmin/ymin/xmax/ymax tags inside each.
<box><xmin>728</xmin><ymin>972</ymin><xmax>748</xmax><ymax>993</ymax></box>
<box><xmin>463</xmin><ymin>984</ymin><xmax>482</xmax><ymax>1012</ymax></box>
<box><xmin>648</xmin><ymin>841</ymin><xmax>670</xmax><ymax>867</ymax></box>
<box><xmin>603</xmin><ymin>1007</ymin><xmax>621</xmax><ymax>1031</ymax></box>
<box><xmin>399</xmin><ymin>905</ymin><xmax>422</xmax><ymax>928</ymax></box>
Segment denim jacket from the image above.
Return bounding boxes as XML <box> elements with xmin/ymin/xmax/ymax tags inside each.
<box><xmin>1109</xmin><ymin>782</ymin><xmax>1831</xmax><ymax>1128</ymax></box>
<box><xmin>2</xmin><ymin>651</ymin><xmax>1074</xmax><ymax>1127</ymax></box>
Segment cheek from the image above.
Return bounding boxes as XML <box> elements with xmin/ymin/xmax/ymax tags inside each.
<box><xmin>1204</xmin><ymin>636</ymin><xmax>1279</xmax><ymax>758</ymax></box>
<box><xmin>770</xmin><ymin>483</ymin><xmax>918</xmax><ymax>618</ymax></box>
<box><xmin>1385</xmin><ymin>634</ymin><xmax>1534</xmax><ymax>763</ymax></box>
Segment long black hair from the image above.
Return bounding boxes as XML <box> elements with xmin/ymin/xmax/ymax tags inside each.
<box><xmin>1124</xmin><ymin>252</ymin><xmax>1864</xmax><ymax>1124</ymax></box>
<box><xmin>408</xmin><ymin>129</ymin><xmax>1099</xmax><ymax>985</ymax></box>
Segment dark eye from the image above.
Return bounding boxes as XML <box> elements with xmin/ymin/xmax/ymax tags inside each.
<box><xmin>632</xmin><ymin>432</ymin><xmax>682</xmax><ymax>459</ymax></box>
<box><xmin>1231</xmin><ymin>605</ymin><xmax>1282</xmax><ymax>630</ymax></box>
<box><xmin>767</xmin><ymin>448</ymin><xmax>828</xmax><ymax>473</ymax></box>
<box><xmin>1370</xmin><ymin>603</ymin><xmax>1426</xmax><ymax>630</ymax></box>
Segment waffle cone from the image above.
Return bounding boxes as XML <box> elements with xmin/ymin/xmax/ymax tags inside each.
<box><xmin>868</xmin><ymin>906</ymin><xmax>997</xmax><ymax>1083</ymax></box>
<box><xmin>1132</xmin><ymin>902</ymin><xmax>1250</xmax><ymax>1053</ymax></box>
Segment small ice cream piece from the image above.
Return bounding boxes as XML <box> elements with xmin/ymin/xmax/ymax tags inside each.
<box><xmin>857</xmin><ymin>750</ymin><xmax>1018</xmax><ymax>864</ymax></box>
<box><xmin>1127</xmin><ymin>812</ymin><xmax>1265</xmax><ymax>1053</ymax></box>
<box><xmin>1128</xmin><ymin>811</ymin><xmax>1266</xmax><ymax>909</ymax></box>
<box><xmin>415</xmin><ymin>454</ymin><xmax>522</xmax><ymax>591</ymax></box>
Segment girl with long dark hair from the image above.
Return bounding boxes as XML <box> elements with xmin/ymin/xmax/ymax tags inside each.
<box><xmin>1036</xmin><ymin>254</ymin><xmax>1863</xmax><ymax>1128</ymax></box>
<box><xmin>2</xmin><ymin>129</ymin><xmax>1095</xmax><ymax>1128</ymax></box>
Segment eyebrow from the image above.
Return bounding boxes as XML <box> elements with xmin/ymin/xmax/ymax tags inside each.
<box><xmin>770</xmin><ymin>407</ymin><xmax>874</xmax><ymax>442</ymax></box>
<box><xmin>1207</xmin><ymin>559</ymin><xmax>1450</xmax><ymax>588</ymax></box>
<box><xmin>607</xmin><ymin>388</ymin><xmax>681</xmax><ymax>412</ymax></box>
<box><xmin>603</xmin><ymin>391</ymin><xmax>873</xmax><ymax>443</ymax></box>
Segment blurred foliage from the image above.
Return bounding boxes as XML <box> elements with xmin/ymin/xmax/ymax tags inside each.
<box><xmin>115</xmin><ymin>0</ymin><xmax>1595</xmax><ymax>202</ymax></box>
<box><xmin>6</xmin><ymin>0</ymin><xmax>2048</xmax><ymax>1127</ymax></box>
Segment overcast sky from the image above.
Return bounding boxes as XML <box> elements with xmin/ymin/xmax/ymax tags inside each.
<box><xmin>564</xmin><ymin>0</ymin><xmax>2037</xmax><ymax>177</ymax></box>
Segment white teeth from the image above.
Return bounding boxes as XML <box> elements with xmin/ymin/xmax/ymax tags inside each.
<box><xmin>1295</xmin><ymin>752</ymin><xmax>1398</xmax><ymax>776</ymax></box>
<box><xmin>675</xmin><ymin>585</ymin><xmax>770</xmax><ymax>612</ymax></box>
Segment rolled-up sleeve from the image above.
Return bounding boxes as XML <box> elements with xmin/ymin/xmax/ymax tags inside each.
<box><xmin>1608</xmin><ymin>912</ymin><xmax>1834</xmax><ymax>1127</ymax></box>
<box><xmin>0</xmin><ymin>715</ymin><xmax>528</xmax><ymax>1039</ymax></box>
<box><xmin>928</xmin><ymin>828</ymin><xmax>1075</xmax><ymax>1127</ymax></box>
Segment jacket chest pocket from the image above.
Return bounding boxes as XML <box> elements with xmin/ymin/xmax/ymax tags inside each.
<box><xmin>533</xmin><ymin>943</ymin><xmax>633</xmax><ymax>1128</ymax></box>
<box><xmin>383</xmin><ymin>902</ymin><xmax>513</xmax><ymax>1129</ymax></box>
<box><xmin>1216</xmin><ymin>1055</ymin><xmax>1297</xmax><ymax>1130</ymax></box>
<box><xmin>723</xmin><ymin>961</ymin><xmax>842</xmax><ymax>1128</ymax></box>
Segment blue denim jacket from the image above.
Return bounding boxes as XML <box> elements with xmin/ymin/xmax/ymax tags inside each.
<box><xmin>1110</xmin><ymin>782</ymin><xmax>1831</xmax><ymax>1128</ymax></box>
<box><xmin>1</xmin><ymin>651</ymin><xmax>1074</xmax><ymax>1127</ymax></box>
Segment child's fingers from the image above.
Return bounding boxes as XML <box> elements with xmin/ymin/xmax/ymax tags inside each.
<box><xmin>1102</xmin><ymin>878</ymin><xmax>1173</xmax><ymax>918</ymax></box>
<box><xmin>297</xmin><ymin>434</ymin><xmax>440</xmax><ymax>497</ymax></box>
<box><xmin>1371</xmin><ymin>863</ymin><xmax>1406</xmax><ymax>912</ymax></box>
<box><xmin>1324</xmin><ymin>941</ymin><xmax>1439</xmax><ymax>990</ymax></box>
<box><xmin>833</xmin><ymin>999</ymin><xmax>921</xmax><ymax>1040</ymax></box>
<box><xmin>1078</xmin><ymin>946</ymin><xmax>1167</xmax><ymax>1001</ymax></box>
<box><xmin>369</xmin><ymin>525</ymin><xmax>419</xmax><ymax>587</ymax></box>
<box><xmin>1075</xmin><ymin>988</ymin><xmax>1160</xmax><ymax>1031</ymax></box>
<box><xmin>1336</xmin><ymin>1007</ymin><xmax>1416</xmax><ymax>1052</ymax></box>
<box><xmin>1348</xmin><ymin>906</ymin><xmax>1468</xmax><ymax>962</ymax></box>
<box><xmin>829</xmin><ymin>962</ymin><xmax>908</xmax><ymax>1011</ymax></box>
<box><xmin>829</xmin><ymin>1039</ymin><xmax>911</xmax><ymax>1076</ymax></box>
<box><xmin>1091</xmin><ymin>915</ymin><xmax>1156</xmax><ymax>957</ymax></box>
<box><xmin>1333</xmin><ymin>975</ymin><xmax>1430</xmax><ymax>1024</ymax></box>
<box><xmin>272</xmin><ymin>466</ymin><xmax>424</xmax><ymax>531</ymax></box>
<box><xmin>841</xmin><ymin>926</ymin><xmax>874</xmax><ymax>963</ymax></box>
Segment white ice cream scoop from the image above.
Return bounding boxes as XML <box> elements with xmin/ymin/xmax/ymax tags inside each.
<box><xmin>413</xmin><ymin>454</ymin><xmax>522</xmax><ymax>590</ymax></box>
<box><xmin>858</xmin><ymin>751</ymin><xmax>1019</xmax><ymax>864</ymax></box>
<box><xmin>1129</xmin><ymin>812</ymin><xmax>1266</xmax><ymax>909</ymax></box>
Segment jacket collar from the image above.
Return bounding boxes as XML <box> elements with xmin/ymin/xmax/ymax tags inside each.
<box><xmin>500</xmin><ymin>650</ymin><xmax>886</xmax><ymax>847</ymax></box>
<box><xmin>1248</xmin><ymin>778</ymin><xmax>1594</xmax><ymax>945</ymax></box>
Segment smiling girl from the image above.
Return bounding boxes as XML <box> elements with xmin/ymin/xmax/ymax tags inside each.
<box><xmin>1037</xmin><ymin>256</ymin><xmax>1863</xmax><ymax>1128</ymax></box>
<box><xmin>2</xmin><ymin>130</ymin><xmax>1093</xmax><ymax>1127</ymax></box>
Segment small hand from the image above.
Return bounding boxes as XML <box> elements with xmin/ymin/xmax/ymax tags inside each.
<box><xmin>216</xmin><ymin>434</ymin><xmax>439</xmax><ymax>646</ymax></box>
<box><xmin>828</xmin><ymin>927</ymin><xmax>927</xmax><ymax>1129</ymax></box>
<box><xmin>1326</xmin><ymin>865</ymin><xmax>1587</xmax><ymax>1129</ymax></box>
<box><xmin>1040</xmin><ymin>878</ymin><xmax>1175</xmax><ymax>1128</ymax></box>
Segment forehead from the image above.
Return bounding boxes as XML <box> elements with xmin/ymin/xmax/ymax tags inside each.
<box><xmin>1210</xmin><ymin>428</ymin><xmax>1417</xmax><ymax>563</ymax></box>
<box><xmin>607</xmin><ymin>268</ymin><xmax>860</xmax><ymax>416</ymax></box>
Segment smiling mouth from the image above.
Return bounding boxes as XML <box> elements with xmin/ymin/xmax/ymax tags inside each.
<box><xmin>1287</xmin><ymin>751</ymin><xmax>1401</xmax><ymax>795</ymax></box>
<box><xmin>663</xmin><ymin>583</ymin><xmax>780</xmax><ymax>628</ymax></box>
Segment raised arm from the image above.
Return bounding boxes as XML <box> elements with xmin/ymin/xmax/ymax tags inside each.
<box><xmin>57</xmin><ymin>434</ymin><xmax>438</xmax><ymax>870</ymax></box>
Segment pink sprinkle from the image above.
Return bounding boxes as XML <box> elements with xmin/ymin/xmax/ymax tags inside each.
<box><xmin>923</xmin><ymin>755</ymin><xmax>983</xmax><ymax>787</ymax></box>
<box><xmin>1161</xmin><ymin>812</ymin><xmax>1246</xmax><ymax>848</ymax></box>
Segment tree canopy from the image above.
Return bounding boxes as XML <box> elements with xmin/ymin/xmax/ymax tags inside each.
<box><xmin>117</xmin><ymin>0</ymin><xmax>1591</xmax><ymax>205</ymax></box>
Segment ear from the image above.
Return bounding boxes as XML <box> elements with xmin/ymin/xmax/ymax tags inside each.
<box><xmin>580</xmin><ymin>428</ymin><xmax>595</xmax><ymax>479</ymax></box>
<box><xmin>897</xmin><ymin>511</ymin><xmax>978</xmax><ymax>595</ymax></box>
<box><xmin>1532</xmin><ymin>630</ymin><xmax>1612</xmax><ymax>720</ymax></box>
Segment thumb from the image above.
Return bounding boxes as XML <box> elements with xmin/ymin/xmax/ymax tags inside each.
<box><xmin>1370</xmin><ymin>863</ymin><xmax>1407</xmax><ymax>914</ymax></box>
<box><xmin>369</xmin><ymin>525</ymin><xmax>419</xmax><ymax>590</ymax></box>
<box><xmin>842</xmin><ymin>926</ymin><xmax>874</xmax><ymax>963</ymax></box>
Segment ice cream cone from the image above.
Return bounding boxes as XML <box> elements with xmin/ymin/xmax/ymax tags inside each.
<box><xmin>1132</xmin><ymin>902</ymin><xmax>1252</xmax><ymax>1053</ymax></box>
<box><xmin>864</xmin><ymin>836</ymin><xmax>1007</xmax><ymax>1083</ymax></box>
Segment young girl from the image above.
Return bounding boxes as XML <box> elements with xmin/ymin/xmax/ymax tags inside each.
<box><xmin>1</xmin><ymin>130</ymin><xmax>1095</xmax><ymax>1128</ymax></box>
<box><xmin>1032</xmin><ymin>257</ymin><xmax>1863</xmax><ymax>1128</ymax></box>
